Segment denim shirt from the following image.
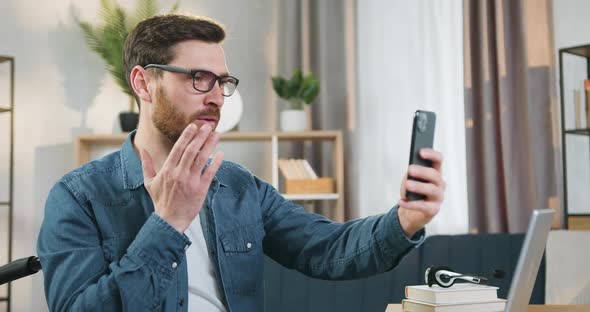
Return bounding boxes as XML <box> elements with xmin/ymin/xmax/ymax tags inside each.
<box><xmin>37</xmin><ymin>131</ymin><xmax>425</xmax><ymax>312</ymax></box>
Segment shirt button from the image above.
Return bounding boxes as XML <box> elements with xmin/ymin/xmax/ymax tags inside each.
<box><xmin>246</xmin><ymin>242</ymin><xmax>252</xmax><ymax>249</ymax></box>
<box><xmin>172</xmin><ymin>262</ymin><xmax>178</xmax><ymax>269</ymax></box>
<box><xmin>179</xmin><ymin>298</ymin><xmax>184</xmax><ymax>306</ymax></box>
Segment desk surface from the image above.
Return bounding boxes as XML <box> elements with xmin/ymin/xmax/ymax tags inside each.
<box><xmin>386</xmin><ymin>304</ymin><xmax>590</xmax><ymax>311</ymax></box>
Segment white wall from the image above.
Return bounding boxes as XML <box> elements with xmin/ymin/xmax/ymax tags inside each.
<box><xmin>0</xmin><ymin>0</ymin><xmax>289</xmax><ymax>310</ymax></box>
<box><xmin>552</xmin><ymin>0</ymin><xmax>590</xmax><ymax>216</ymax></box>
<box><xmin>355</xmin><ymin>0</ymin><xmax>468</xmax><ymax>235</ymax></box>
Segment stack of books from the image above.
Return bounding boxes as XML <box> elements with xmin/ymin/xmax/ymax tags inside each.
<box><xmin>277</xmin><ymin>158</ymin><xmax>333</xmax><ymax>194</ymax></box>
<box><xmin>278</xmin><ymin>158</ymin><xmax>319</xmax><ymax>180</ymax></box>
<box><xmin>401</xmin><ymin>284</ymin><xmax>506</xmax><ymax>312</ymax></box>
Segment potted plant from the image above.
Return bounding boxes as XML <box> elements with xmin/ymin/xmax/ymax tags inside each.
<box><xmin>77</xmin><ymin>0</ymin><xmax>178</xmax><ymax>132</ymax></box>
<box><xmin>272</xmin><ymin>69</ymin><xmax>320</xmax><ymax>131</ymax></box>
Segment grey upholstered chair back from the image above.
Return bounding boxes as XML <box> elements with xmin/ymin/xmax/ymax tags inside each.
<box><xmin>263</xmin><ymin>233</ymin><xmax>545</xmax><ymax>312</ymax></box>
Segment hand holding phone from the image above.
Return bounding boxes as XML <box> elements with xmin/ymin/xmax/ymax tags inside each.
<box><xmin>406</xmin><ymin>110</ymin><xmax>436</xmax><ymax>201</ymax></box>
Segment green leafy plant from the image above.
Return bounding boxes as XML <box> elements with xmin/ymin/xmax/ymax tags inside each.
<box><xmin>271</xmin><ymin>69</ymin><xmax>320</xmax><ymax>110</ymax></box>
<box><xmin>77</xmin><ymin>0</ymin><xmax>179</xmax><ymax>112</ymax></box>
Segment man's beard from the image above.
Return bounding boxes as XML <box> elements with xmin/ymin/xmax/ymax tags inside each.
<box><xmin>152</xmin><ymin>85</ymin><xmax>220</xmax><ymax>143</ymax></box>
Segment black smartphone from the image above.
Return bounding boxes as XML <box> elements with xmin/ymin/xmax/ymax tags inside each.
<box><xmin>406</xmin><ymin>110</ymin><xmax>436</xmax><ymax>201</ymax></box>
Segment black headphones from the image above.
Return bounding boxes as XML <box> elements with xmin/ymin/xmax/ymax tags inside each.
<box><xmin>425</xmin><ymin>266</ymin><xmax>505</xmax><ymax>288</ymax></box>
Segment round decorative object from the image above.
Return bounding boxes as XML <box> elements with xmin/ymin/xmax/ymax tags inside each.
<box><xmin>217</xmin><ymin>89</ymin><xmax>243</xmax><ymax>133</ymax></box>
<box><xmin>280</xmin><ymin>109</ymin><xmax>307</xmax><ymax>131</ymax></box>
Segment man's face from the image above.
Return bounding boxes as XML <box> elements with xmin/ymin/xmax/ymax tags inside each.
<box><xmin>151</xmin><ymin>40</ymin><xmax>228</xmax><ymax>142</ymax></box>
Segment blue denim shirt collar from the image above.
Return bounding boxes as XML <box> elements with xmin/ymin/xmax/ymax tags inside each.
<box><xmin>119</xmin><ymin>130</ymin><xmax>225</xmax><ymax>190</ymax></box>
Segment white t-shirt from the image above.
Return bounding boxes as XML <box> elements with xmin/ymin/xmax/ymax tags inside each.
<box><xmin>185</xmin><ymin>215</ymin><xmax>227</xmax><ymax>311</ymax></box>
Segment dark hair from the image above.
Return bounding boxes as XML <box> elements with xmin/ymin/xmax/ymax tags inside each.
<box><xmin>123</xmin><ymin>14</ymin><xmax>226</xmax><ymax>107</ymax></box>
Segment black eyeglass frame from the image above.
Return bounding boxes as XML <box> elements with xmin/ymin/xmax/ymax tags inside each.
<box><xmin>144</xmin><ymin>64</ymin><xmax>239</xmax><ymax>97</ymax></box>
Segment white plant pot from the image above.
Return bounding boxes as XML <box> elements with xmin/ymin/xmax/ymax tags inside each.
<box><xmin>280</xmin><ymin>109</ymin><xmax>307</xmax><ymax>132</ymax></box>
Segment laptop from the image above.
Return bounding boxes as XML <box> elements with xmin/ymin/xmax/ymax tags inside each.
<box><xmin>505</xmin><ymin>208</ymin><xmax>555</xmax><ymax>312</ymax></box>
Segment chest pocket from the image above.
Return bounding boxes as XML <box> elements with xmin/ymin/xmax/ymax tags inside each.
<box><xmin>219</xmin><ymin>223</ymin><xmax>265</xmax><ymax>295</ymax></box>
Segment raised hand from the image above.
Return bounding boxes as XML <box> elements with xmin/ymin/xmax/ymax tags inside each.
<box><xmin>398</xmin><ymin>148</ymin><xmax>445</xmax><ymax>237</ymax></box>
<box><xmin>141</xmin><ymin>123</ymin><xmax>224</xmax><ymax>233</ymax></box>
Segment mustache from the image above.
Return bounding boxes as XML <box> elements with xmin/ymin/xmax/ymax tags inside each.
<box><xmin>190</xmin><ymin>108</ymin><xmax>220</xmax><ymax>120</ymax></box>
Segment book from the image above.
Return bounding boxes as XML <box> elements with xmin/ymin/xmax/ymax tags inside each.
<box><xmin>294</xmin><ymin>159</ymin><xmax>308</xmax><ymax>179</ymax></box>
<box><xmin>278</xmin><ymin>159</ymin><xmax>296</xmax><ymax>180</ymax></box>
<box><xmin>401</xmin><ymin>298</ymin><xmax>506</xmax><ymax>312</ymax></box>
<box><xmin>289</xmin><ymin>159</ymin><xmax>304</xmax><ymax>179</ymax></box>
<box><xmin>301</xmin><ymin>159</ymin><xmax>319</xmax><ymax>179</ymax></box>
<box><xmin>405</xmin><ymin>284</ymin><xmax>499</xmax><ymax>304</ymax></box>
<box><xmin>279</xmin><ymin>158</ymin><xmax>319</xmax><ymax>180</ymax></box>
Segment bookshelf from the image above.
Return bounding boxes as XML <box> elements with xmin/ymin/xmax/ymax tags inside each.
<box><xmin>558</xmin><ymin>44</ymin><xmax>590</xmax><ymax>230</ymax></box>
<box><xmin>0</xmin><ymin>55</ymin><xmax>14</xmax><ymax>311</ymax></box>
<box><xmin>76</xmin><ymin>130</ymin><xmax>345</xmax><ymax>222</ymax></box>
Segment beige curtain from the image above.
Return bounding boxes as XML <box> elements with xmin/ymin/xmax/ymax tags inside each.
<box><xmin>464</xmin><ymin>0</ymin><xmax>562</xmax><ymax>233</ymax></box>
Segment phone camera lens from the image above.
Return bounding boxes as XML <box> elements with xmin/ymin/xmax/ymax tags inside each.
<box><xmin>417</xmin><ymin>113</ymin><xmax>428</xmax><ymax>132</ymax></box>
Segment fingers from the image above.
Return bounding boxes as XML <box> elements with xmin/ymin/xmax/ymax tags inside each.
<box><xmin>408</xmin><ymin>164</ymin><xmax>444</xmax><ymax>188</ymax></box>
<box><xmin>419</xmin><ymin>148</ymin><xmax>443</xmax><ymax>172</ymax></box>
<box><xmin>192</xmin><ymin>131</ymin><xmax>220</xmax><ymax>173</ymax></box>
<box><xmin>400</xmin><ymin>173</ymin><xmax>408</xmax><ymax>200</ymax></box>
<box><xmin>405</xmin><ymin>179</ymin><xmax>444</xmax><ymax>202</ymax></box>
<box><xmin>399</xmin><ymin>198</ymin><xmax>440</xmax><ymax>217</ymax></box>
<box><xmin>164</xmin><ymin>123</ymin><xmax>197</xmax><ymax>170</ymax></box>
<box><xmin>178</xmin><ymin>124</ymin><xmax>214</xmax><ymax>170</ymax></box>
<box><xmin>198</xmin><ymin>151</ymin><xmax>224</xmax><ymax>195</ymax></box>
<box><xmin>141</xmin><ymin>149</ymin><xmax>156</xmax><ymax>181</ymax></box>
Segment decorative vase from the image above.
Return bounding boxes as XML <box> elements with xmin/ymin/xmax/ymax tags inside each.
<box><xmin>119</xmin><ymin>112</ymin><xmax>139</xmax><ymax>132</ymax></box>
<box><xmin>280</xmin><ymin>109</ymin><xmax>307</xmax><ymax>132</ymax></box>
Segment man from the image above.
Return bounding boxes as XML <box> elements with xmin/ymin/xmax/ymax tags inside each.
<box><xmin>37</xmin><ymin>14</ymin><xmax>445</xmax><ymax>312</ymax></box>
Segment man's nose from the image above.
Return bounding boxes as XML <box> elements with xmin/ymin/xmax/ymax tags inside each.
<box><xmin>206</xmin><ymin>82</ymin><xmax>225</xmax><ymax>107</ymax></box>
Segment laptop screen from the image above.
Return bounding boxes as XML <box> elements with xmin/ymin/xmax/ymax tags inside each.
<box><xmin>505</xmin><ymin>209</ymin><xmax>554</xmax><ymax>312</ymax></box>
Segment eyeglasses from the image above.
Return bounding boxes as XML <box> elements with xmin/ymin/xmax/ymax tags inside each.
<box><xmin>144</xmin><ymin>64</ymin><xmax>239</xmax><ymax>97</ymax></box>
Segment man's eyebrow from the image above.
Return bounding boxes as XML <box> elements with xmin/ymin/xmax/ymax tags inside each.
<box><xmin>193</xmin><ymin>69</ymin><xmax>230</xmax><ymax>77</ymax></box>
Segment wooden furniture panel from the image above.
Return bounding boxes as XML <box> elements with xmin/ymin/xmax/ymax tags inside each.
<box><xmin>568</xmin><ymin>215</ymin><xmax>590</xmax><ymax>230</ymax></box>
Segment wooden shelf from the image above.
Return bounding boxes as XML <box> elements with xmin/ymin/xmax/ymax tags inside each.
<box><xmin>0</xmin><ymin>201</ymin><xmax>10</xmax><ymax>205</ymax></box>
<box><xmin>277</xmin><ymin>131</ymin><xmax>340</xmax><ymax>140</ymax></box>
<box><xmin>568</xmin><ymin>215</ymin><xmax>590</xmax><ymax>230</ymax></box>
<box><xmin>0</xmin><ymin>56</ymin><xmax>12</xmax><ymax>63</ymax></box>
<box><xmin>0</xmin><ymin>107</ymin><xmax>11</xmax><ymax>113</ymax></box>
<box><xmin>565</xmin><ymin>128</ymin><xmax>590</xmax><ymax>136</ymax></box>
<box><xmin>0</xmin><ymin>297</ymin><xmax>8</xmax><ymax>302</ymax></box>
<box><xmin>560</xmin><ymin>44</ymin><xmax>590</xmax><ymax>58</ymax></box>
<box><xmin>77</xmin><ymin>133</ymin><xmax>128</xmax><ymax>144</ymax></box>
<box><xmin>220</xmin><ymin>131</ymin><xmax>273</xmax><ymax>141</ymax></box>
<box><xmin>78</xmin><ymin>130</ymin><xmax>340</xmax><ymax>143</ymax></box>
<box><xmin>77</xmin><ymin>131</ymin><xmax>343</xmax><ymax>165</ymax></box>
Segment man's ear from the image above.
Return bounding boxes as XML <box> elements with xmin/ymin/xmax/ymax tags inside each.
<box><xmin>130</xmin><ymin>65</ymin><xmax>153</xmax><ymax>104</ymax></box>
